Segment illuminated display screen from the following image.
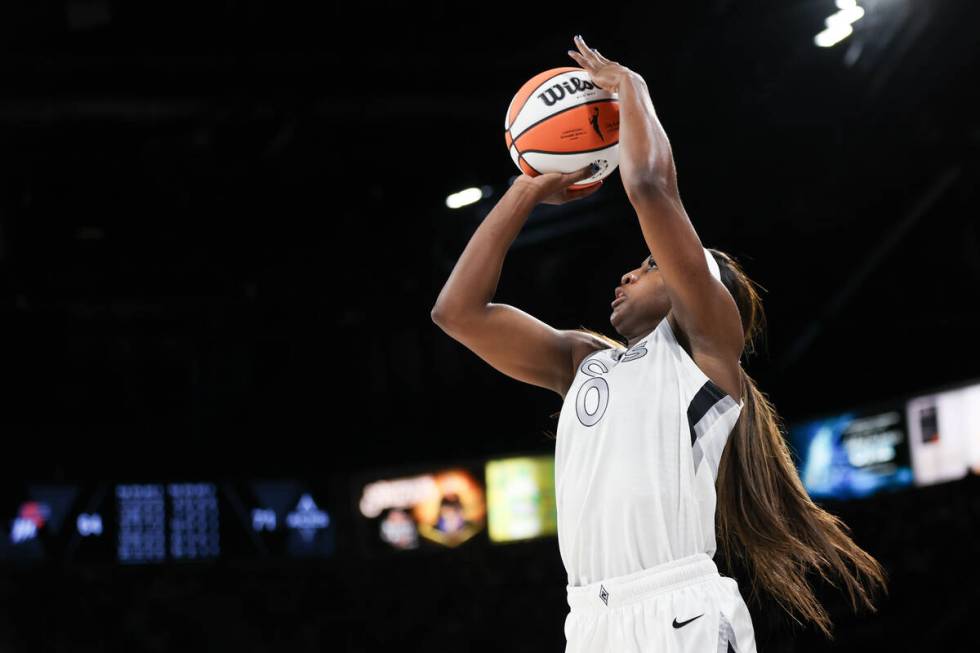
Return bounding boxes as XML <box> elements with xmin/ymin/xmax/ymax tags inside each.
<box><xmin>906</xmin><ymin>382</ymin><xmax>980</xmax><ymax>486</ymax></box>
<box><xmin>247</xmin><ymin>481</ymin><xmax>336</xmax><ymax>558</ymax></box>
<box><xmin>485</xmin><ymin>455</ymin><xmax>557</xmax><ymax>543</ymax></box>
<box><xmin>0</xmin><ymin>485</ymin><xmax>79</xmax><ymax>563</ymax></box>
<box><xmin>0</xmin><ymin>480</ymin><xmax>335</xmax><ymax>565</ymax></box>
<box><xmin>353</xmin><ymin>463</ymin><xmax>486</xmax><ymax>555</ymax></box>
<box><xmin>117</xmin><ymin>484</ymin><xmax>167</xmax><ymax>564</ymax></box>
<box><xmin>168</xmin><ymin>483</ymin><xmax>220</xmax><ymax>561</ymax></box>
<box><xmin>787</xmin><ymin>405</ymin><xmax>914</xmax><ymax>500</ymax></box>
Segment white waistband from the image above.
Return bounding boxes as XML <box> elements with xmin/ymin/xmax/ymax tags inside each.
<box><xmin>566</xmin><ymin>553</ymin><xmax>720</xmax><ymax>612</ymax></box>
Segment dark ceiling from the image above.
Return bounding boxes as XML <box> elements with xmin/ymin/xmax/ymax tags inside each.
<box><xmin>1</xmin><ymin>0</ymin><xmax>978</xmax><ymax>479</ymax></box>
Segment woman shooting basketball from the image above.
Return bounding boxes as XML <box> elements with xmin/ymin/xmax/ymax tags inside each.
<box><xmin>431</xmin><ymin>35</ymin><xmax>886</xmax><ymax>652</ymax></box>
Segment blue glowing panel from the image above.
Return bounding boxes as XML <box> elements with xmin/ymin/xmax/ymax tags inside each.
<box><xmin>788</xmin><ymin>408</ymin><xmax>914</xmax><ymax>500</ymax></box>
<box><xmin>248</xmin><ymin>481</ymin><xmax>335</xmax><ymax>558</ymax></box>
<box><xmin>0</xmin><ymin>480</ymin><xmax>336</xmax><ymax>565</ymax></box>
<box><xmin>116</xmin><ymin>484</ymin><xmax>166</xmax><ymax>564</ymax></box>
<box><xmin>168</xmin><ymin>483</ymin><xmax>220</xmax><ymax>561</ymax></box>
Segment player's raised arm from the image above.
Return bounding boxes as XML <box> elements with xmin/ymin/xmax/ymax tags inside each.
<box><xmin>568</xmin><ymin>36</ymin><xmax>743</xmax><ymax>361</ymax></box>
<box><xmin>431</xmin><ymin>166</ymin><xmax>606</xmax><ymax>399</ymax></box>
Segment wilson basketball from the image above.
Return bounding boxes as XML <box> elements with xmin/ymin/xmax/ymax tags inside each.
<box><xmin>504</xmin><ymin>67</ymin><xmax>620</xmax><ymax>188</ymax></box>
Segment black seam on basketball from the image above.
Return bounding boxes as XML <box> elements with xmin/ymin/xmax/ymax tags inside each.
<box><xmin>507</xmin><ymin>67</ymin><xmax>582</xmax><ymax>130</ymax></box>
<box><xmin>510</xmin><ymin>98</ymin><xmax>616</xmax><ymax>143</ymax></box>
<box><xmin>508</xmin><ymin>131</ymin><xmax>525</xmax><ymax>171</ymax></box>
<box><xmin>519</xmin><ymin>142</ymin><xmax>619</xmax><ymax>157</ymax></box>
<box><xmin>518</xmin><ymin>154</ymin><xmax>542</xmax><ymax>176</ymax></box>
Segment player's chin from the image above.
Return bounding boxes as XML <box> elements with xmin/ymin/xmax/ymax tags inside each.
<box><xmin>609</xmin><ymin>305</ymin><xmax>624</xmax><ymax>330</ymax></box>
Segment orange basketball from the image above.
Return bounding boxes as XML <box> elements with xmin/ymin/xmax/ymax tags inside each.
<box><xmin>504</xmin><ymin>67</ymin><xmax>620</xmax><ymax>188</ymax></box>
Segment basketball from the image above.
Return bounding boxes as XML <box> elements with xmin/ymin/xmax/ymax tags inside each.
<box><xmin>504</xmin><ymin>66</ymin><xmax>620</xmax><ymax>188</ymax></box>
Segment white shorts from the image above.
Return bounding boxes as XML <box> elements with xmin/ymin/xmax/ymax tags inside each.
<box><xmin>564</xmin><ymin>553</ymin><xmax>757</xmax><ymax>653</ymax></box>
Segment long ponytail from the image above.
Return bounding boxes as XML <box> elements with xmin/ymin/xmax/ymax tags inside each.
<box><xmin>712</xmin><ymin>248</ymin><xmax>887</xmax><ymax>638</ymax></box>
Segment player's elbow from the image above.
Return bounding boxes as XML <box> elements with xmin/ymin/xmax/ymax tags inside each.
<box><xmin>430</xmin><ymin>305</ymin><xmax>448</xmax><ymax>326</ymax></box>
<box><xmin>622</xmin><ymin>170</ymin><xmax>670</xmax><ymax>198</ymax></box>
<box><xmin>623</xmin><ymin>177</ymin><xmax>672</xmax><ymax>207</ymax></box>
<box><xmin>430</xmin><ymin>304</ymin><xmax>463</xmax><ymax>332</ymax></box>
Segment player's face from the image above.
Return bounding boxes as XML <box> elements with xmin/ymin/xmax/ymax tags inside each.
<box><xmin>610</xmin><ymin>254</ymin><xmax>671</xmax><ymax>338</ymax></box>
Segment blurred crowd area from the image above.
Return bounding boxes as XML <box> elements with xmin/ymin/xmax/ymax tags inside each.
<box><xmin>2</xmin><ymin>474</ymin><xmax>978</xmax><ymax>652</ymax></box>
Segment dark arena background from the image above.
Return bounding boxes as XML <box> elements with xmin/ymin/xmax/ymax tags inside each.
<box><xmin>2</xmin><ymin>1</ymin><xmax>979</xmax><ymax>651</ymax></box>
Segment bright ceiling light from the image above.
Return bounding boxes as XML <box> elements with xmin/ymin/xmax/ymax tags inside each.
<box><xmin>826</xmin><ymin>5</ymin><xmax>865</xmax><ymax>27</ymax></box>
<box><xmin>814</xmin><ymin>23</ymin><xmax>854</xmax><ymax>47</ymax></box>
<box><xmin>446</xmin><ymin>187</ymin><xmax>484</xmax><ymax>209</ymax></box>
<box><xmin>815</xmin><ymin>1</ymin><xmax>864</xmax><ymax>48</ymax></box>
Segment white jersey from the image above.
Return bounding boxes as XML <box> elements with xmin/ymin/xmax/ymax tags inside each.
<box><xmin>555</xmin><ymin>317</ymin><xmax>744</xmax><ymax>587</ymax></box>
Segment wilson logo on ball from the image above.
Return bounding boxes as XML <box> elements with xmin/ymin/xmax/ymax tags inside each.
<box><xmin>536</xmin><ymin>77</ymin><xmax>599</xmax><ymax>106</ymax></box>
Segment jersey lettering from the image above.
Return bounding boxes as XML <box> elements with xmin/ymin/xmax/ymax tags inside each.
<box><xmin>575</xmin><ymin>355</ymin><xmax>610</xmax><ymax>427</ymax></box>
<box><xmin>573</xmin><ymin>341</ymin><xmax>648</xmax><ymax>427</ymax></box>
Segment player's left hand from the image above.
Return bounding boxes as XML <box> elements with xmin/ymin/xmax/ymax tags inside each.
<box><xmin>566</xmin><ymin>35</ymin><xmax>633</xmax><ymax>93</ymax></box>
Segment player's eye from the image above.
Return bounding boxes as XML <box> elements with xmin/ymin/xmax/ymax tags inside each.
<box><xmin>647</xmin><ymin>256</ymin><xmax>657</xmax><ymax>269</ymax></box>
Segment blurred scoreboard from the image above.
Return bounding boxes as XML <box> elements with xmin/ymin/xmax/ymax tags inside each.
<box><xmin>788</xmin><ymin>402</ymin><xmax>914</xmax><ymax>500</ymax></box>
<box><xmin>787</xmin><ymin>376</ymin><xmax>980</xmax><ymax>499</ymax></box>
<box><xmin>0</xmin><ymin>480</ymin><xmax>336</xmax><ymax>565</ymax></box>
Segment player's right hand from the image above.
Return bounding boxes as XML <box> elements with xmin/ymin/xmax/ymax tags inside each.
<box><xmin>511</xmin><ymin>163</ymin><xmax>602</xmax><ymax>206</ymax></box>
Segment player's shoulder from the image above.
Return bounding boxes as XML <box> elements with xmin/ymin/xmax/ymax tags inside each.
<box><xmin>564</xmin><ymin>329</ymin><xmax>621</xmax><ymax>370</ymax></box>
<box><xmin>555</xmin><ymin>329</ymin><xmax>617</xmax><ymax>400</ymax></box>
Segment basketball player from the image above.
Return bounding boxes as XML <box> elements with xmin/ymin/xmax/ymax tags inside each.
<box><xmin>431</xmin><ymin>35</ymin><xmax>887</xmax><ymax>652</ymax></box>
